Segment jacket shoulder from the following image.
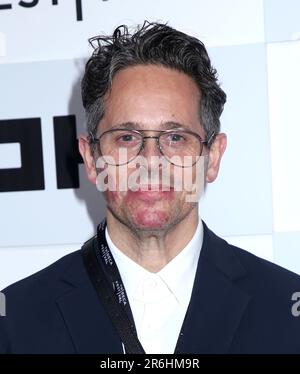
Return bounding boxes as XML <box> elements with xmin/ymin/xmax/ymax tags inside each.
<box><xmin>0</xmin><ymin>250</ymin><xmax>88</xmax><ymax>353</ymax></box>
<box><xmin>231</xmin><ymin>242</ymin><xmax>300</xmax><ymax>288</ymax></box>
<box><xmin>204</xmin><ymin>224</ymin><xmax>300</xmax><ymax>289</ymax></box>
<box><xmin>1</xmin><ymin>250</ymin><xmax>84</xmax><ymax>297</ymax></box>
<box><xmin>0</xmin><ymin>249</ymin><xmax>88</xmax><ymax>326</ymax></box>
<box><xmin>203</xmin><ymin>226</ymin><xmax>300</xmax><ymax>352</ymax></box>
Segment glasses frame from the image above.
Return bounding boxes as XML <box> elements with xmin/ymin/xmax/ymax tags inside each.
<box><xmin>89</xmin><ymin>128</ymin><xmax>215</xmax><ymax>167</ymax></box>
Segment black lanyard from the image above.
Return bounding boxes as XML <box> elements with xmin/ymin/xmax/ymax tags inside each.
<box><xmin>95</xmin><ymin>220</ymin><xmax>137</xmax><ymax>330</ymax></box>
<box><xmin>81</xmin><ymin>219</ymin><xmax>145</xmax><ymax>354</ymax></box>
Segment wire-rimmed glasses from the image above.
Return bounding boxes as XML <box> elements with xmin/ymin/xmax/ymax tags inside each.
<box><xmin>89</xmin><ymin>128</ymin><xmax>214</xmax><ymax>167</ymax></box>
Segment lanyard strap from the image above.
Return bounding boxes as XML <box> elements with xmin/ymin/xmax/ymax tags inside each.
<box><xmin>81</xmin><ymin>219</ymin><xmax>145</xmax><ymax>354</ymax></box>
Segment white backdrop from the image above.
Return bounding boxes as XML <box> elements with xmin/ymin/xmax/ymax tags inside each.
<box><xmin>0</xmin><ymin>0</ymin><xmax>300</xmax><ymax>289</ymax></box>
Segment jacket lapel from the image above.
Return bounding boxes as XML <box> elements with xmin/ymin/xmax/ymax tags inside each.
<box><xmin>55</xmin><ymin>252</ymin><xmax>123</xmax><ymax>354</ymax></box>
<box><xmin>176</xmin><ymin>222</ymin><xmax>251</xmax><ymax>353</ymax></box>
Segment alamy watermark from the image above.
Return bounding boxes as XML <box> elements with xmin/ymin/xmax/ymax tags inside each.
<box><xmin>291</xmin><ymin>292</ymin><xmax>300</xmax><ymax>317</ymax></box>
<box><xmin>95</xmin><ymin>151</ymin><xmax>207</xmax><ymax>203</ymax></box>
<box><xmin>0</xmin><ymin>291</ymin><xmax>6</xmax><ymax>317</ymax></box>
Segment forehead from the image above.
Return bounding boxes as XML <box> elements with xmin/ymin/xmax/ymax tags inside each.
<box><xmin>110</xmin><ymin>64</ymin><xmax>199</xmax><ymax>90</ymax></box>
<box><xmin>100</xmin><ymin>65</ymin><xmax>202</xmax><ymax>132</ymax></box>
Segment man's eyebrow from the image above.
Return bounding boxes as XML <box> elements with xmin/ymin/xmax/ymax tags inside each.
<box><xmin>110</xmin><ymin>121</ymin><xmax>189</xmax><ymax>130</ymax></box>
<box><xmin>159</xmin><ymin>121</ymin><xmax>188</xmax><ymax>130</ymax></box>
<box><xmin>110</xmin><ymin>122</ymin><xmax>138</xmax><ymax>130</ymax></box>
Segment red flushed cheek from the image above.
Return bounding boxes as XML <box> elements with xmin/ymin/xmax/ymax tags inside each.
<box><xmin>104</xmin><ymin>190</ymin><xmax>119</xmax><ymax>204</ymax></box>
<box><xmin>133</xmin><ymin>209</ymin><xmax>169</xmax><ymax>228</ymax></box>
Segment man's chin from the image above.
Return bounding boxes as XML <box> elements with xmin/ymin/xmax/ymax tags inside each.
<box><xmin>130</xmin><ymin>209</ymin><xmax>170</xmax><ymax>230</ymax></box>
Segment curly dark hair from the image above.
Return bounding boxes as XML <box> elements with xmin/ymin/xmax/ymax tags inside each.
<box><xmin>81</xmin><ymin>21</ymin><xmax>226</xmax><ymax>146</ymax></box>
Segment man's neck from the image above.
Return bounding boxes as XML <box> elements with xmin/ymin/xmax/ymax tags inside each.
<box><xmin>106</xmin><ymin>208</ymin><xmax>199</xmax><ymax>272</ymax></box>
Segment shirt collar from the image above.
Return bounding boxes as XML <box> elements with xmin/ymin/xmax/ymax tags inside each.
<box><xmin>158</xmin><ymin>220</ymin><xmax>203</xmax><ymax>304</ymax></box>
<box><xmin>105</xmin><ymin>219</ymin><xmax>203</xmax><ymax>305</ymax></box>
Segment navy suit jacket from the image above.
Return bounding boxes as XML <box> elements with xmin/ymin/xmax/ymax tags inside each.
<box><xmin>1</xmin><ymin>222</ymin><xmax>300</xmax><ymax>354</ymax></box>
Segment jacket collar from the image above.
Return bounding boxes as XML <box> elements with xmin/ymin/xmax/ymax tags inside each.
<box><xmin>55</xmin><ymin>250</ymin><xmax>123</xmax><ymax>353</ymax></box>
<box><xmin>175</xmin><ymin>221</ymin><xmax>251</xmax><ymax>353</ymax></box>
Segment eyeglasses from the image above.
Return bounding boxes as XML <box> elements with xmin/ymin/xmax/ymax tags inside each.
<box><xmin>89</xmin><ymin>128</ymin><xmax>214</xmax><ymax>167</ymax></box>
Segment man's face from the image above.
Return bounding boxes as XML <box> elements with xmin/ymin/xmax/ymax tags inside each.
<box><xmin>80</xmin><ymin>65</ymin><xmax>226</xmax><ymax>232</ymax></box>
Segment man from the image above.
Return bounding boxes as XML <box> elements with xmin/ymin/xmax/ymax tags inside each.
<box><xmin>1</xmin><ymin>21</ymin><xmax>300</xmax><ymax>354</ymax></box>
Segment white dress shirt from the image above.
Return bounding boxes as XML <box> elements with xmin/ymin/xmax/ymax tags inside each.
<box><xmin>105</xmin><ymin>220</ymin><xmax>203</xmax><ymax>354</ymax></box>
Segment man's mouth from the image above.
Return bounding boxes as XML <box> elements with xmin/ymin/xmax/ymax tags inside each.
<box><xmin>126</xmin><ymin>185</ymin><xmax>175</xmax><ymax>203</ymax></box>
<box><xmin>137</xmin><ymin>184</ymin><xmax>173</xmax><ymax>192</ymax></box>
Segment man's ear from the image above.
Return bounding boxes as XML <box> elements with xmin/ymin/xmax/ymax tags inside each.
<box><xmin>206</xmin><ymin>133</ymin><xmax>227</xmax><ymax>183</ymax></box>
<box><xmin>78</xmin><ymin>135</ymin><xmax>97</xmax><ymax>185</ymax></box>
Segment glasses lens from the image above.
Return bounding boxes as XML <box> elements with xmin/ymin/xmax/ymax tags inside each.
<box><xmin>99</xmin><ymin>130</ymin><xmax>143</xmax><ymax>165</ymax></box>
<box><xmin>159</xmin><ymin>131</ymin><xmax>201</xmax><ymax>167</ymax></box>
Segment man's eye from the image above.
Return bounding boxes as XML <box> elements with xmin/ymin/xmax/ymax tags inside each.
<box><xmin>115</xmin><ymin>133</ymin><xmax>140</xmax><ymax>145</ymax></box>
<box><xmin>168</xmin><ymin>133</ymin><xmax>185</xmax><ymax>142</ymax></box>
<box><xmin>120</xmin><ymin>134</ymin><xmax>134</xmax><ymax>142</ymax></box>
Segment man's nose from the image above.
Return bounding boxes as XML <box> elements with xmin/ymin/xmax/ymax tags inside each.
<box><xmin>139</xmin><ymin>137</ymin><xmax>162</xmax><ymax>169</ymax></box>
<box><xmin>140</xmin><ymin>137</ymin><xmax>161</xmax><ymax>157</ymax></box>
